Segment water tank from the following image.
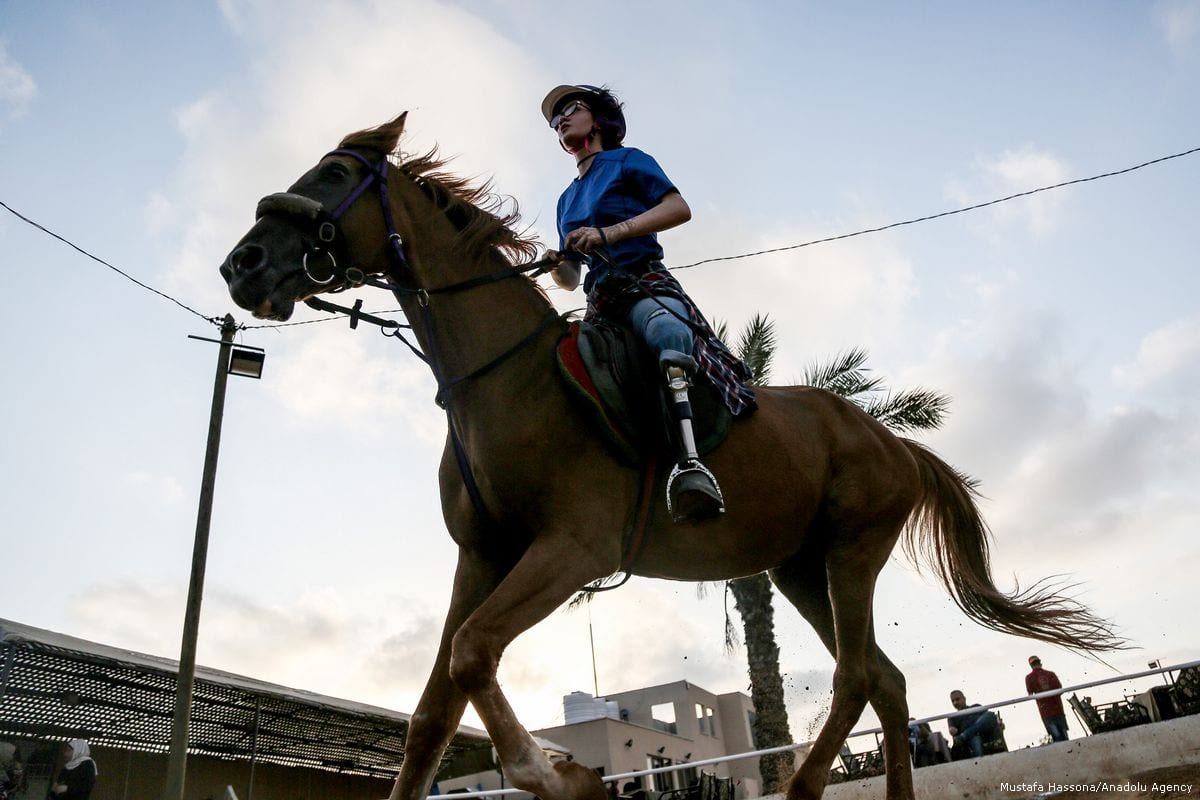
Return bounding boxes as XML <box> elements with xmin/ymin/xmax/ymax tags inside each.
<box><xmin>563</xmin><ymin>692</ymin><xmax>598</xmax><ymax>724</ymax></box>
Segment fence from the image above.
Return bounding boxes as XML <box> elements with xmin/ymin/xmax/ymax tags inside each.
<box><xmin>430</xmin><ymin>659</ymin><xmax>1200</xmax><ymax>799</ymax></box>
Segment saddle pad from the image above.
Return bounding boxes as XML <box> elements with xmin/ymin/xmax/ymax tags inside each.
<box><xmin>556</xmin><ymin>322</ymin><xmax>642</xmax><ymax>463</ymax></box>
<box><xmin>556</xmin><ymin>321</ymin><xmax>732</xmax><ymax>464</ymax></box>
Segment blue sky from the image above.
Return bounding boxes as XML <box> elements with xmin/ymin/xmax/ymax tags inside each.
<box><xmin>3</xmin><ymin>0</ymin><xmax>1199</xmax><ymax>760</ymax></box>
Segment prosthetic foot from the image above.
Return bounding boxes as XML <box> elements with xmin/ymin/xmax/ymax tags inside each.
<box><xmin>661</xmin><ymin>351</ymin><xmax>725</xmax><ymax>523</ymax></box>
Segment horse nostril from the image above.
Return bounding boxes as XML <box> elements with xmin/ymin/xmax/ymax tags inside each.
<box><xmin>228</xmin><ymin>243</ymin><xmax>267</xmax><ymax>276</ymax></box>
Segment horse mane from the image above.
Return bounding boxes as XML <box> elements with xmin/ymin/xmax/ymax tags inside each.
<box><xmin>338</xmin><ymin>125</ymin><xmax>540</xmax><ymax>269</ymax></box>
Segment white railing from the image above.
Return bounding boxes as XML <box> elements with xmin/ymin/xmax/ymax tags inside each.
<box><xmin>430</xmin><ymin>659</ymin><xmax>1199</xmax><ymax>799</ymax></box>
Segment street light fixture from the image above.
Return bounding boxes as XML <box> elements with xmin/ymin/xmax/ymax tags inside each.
<box><xmin>165</xmin><ymin>314</ymin><xmax>263</xmax><ymax>800</ymax></box>
<box><xmin>228</xmin><ymin>345</ymin><xmax>265</xmax><ymax>380</ymax></box>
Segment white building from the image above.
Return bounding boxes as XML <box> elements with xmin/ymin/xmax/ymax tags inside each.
<box><xmin>438</xmin><ymin>680</ymin><xmax>766</xmax><ymax>799</ymax></box>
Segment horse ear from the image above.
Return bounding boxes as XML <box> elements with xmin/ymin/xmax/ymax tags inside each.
<box><xmin>339</xmin><ymin>112</ymin><xmax>409</xmax><ymax>155</ymax></box>
<box><xmin>383</xmin><ymin>112</ymin><xmax>408</xmax><ymax>150</ymax></box>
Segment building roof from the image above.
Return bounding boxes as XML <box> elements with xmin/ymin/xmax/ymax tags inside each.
<box><xmin>0</xmin><ymin>619</ymin><xmax>489</xmax><ymax>778</ymax></box>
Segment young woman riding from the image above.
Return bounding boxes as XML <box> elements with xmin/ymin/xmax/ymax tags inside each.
<box><xmin>541</xmin><ymin>84</ymin><xmax>756</xmax><ymax>522</ymax></box>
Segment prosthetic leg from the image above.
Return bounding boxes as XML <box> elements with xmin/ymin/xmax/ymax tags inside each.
<box><xmin>660</xmin><ymin>350</ymin><xmax>725</xmax><ymax>523</ymax></box>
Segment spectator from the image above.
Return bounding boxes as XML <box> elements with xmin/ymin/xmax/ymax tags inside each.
<box><xmin>620</xmin><ymin>777</ymin><xmax>648</xmax><ymax>800</ymax></box>
<box><xmin>947</xmin><ymin>690</ymin><xmax>1001</xmax><ymax>759</ymax></box>
<box><xmin>1025</xmin><ymin>655</ymin><xmax>1069</xmax><ymax>742</ymax></box>
<box><xmin>49</xmin><ymin>739</ymin><xmax>96</xmax><ymax>800</ymax></box>
<box><xmin>908</xmin><ymin>718</ymin><xmax>937</xmax><ymax>767</ymax></box>
<box><xmin>1</xmin><ymin>742</ymin><xmax>24</xmax><ymax>800</ymax></box>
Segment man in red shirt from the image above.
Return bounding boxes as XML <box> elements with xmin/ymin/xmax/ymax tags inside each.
<box><xmin>1026</xmin><ymin>655</ymin><xmax>1069</xmax><ymax>742</ymax></box>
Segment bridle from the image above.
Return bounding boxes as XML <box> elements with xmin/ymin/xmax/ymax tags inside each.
<box><xmin>253</xmin><ymin>147</ymin><xmax>560</xmax><ymax>519</ymax></box>
<box><xmin>255</xmin><ymin>148</ymin><xmax>551</xmax><ymax>299</ymax></box>
<box><xmin>254</xmin><ymin>148</ymin><xmax>408</xmax><ymax>294</ymax></box>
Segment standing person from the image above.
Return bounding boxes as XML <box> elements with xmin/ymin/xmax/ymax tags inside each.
<box><xmin>1026</xmin><ymin>655</ymin><xmax>1069</xmax><ymax>742</ymax></box>
<box><xmin>48</xmin><ymin>740</ymin><xmax>96</xmax><ymax>800</ymax></box>
<box><xmin>541</xmin><ymin>83</ymin><xmax>756</xmax><ymax>522</ymax></box>
<box><xmin>947</xmin><ymin>690</ymin><xmax>1001</xmax><ymax>760</ymax></box>
<box><xmin>1</xmin><ymin>743</ymin><xmax>24</xmax><ymax>800</ymax></box>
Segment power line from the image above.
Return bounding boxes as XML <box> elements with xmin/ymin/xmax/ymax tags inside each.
<box><xmin>4</xmin><ymin>143</ymin><xmax>1198</xmax><ymax>328</ymax></box>
<box><xmin>0</xmin><ymin>199</ymin><xmax>221</xmax><ymax>326</ymax></box>
<box><xmin>672</xmin><ymin>144</ymin><xmax>1200</xmax><ymax>270</ymax></box>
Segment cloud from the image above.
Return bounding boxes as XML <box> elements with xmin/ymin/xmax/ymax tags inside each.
<box><xmin>945</xmin><ymin>146</ymin><xmax>1070</xmax><ymax>238</ymax></box>
<box><xmin>0</xmin><ymin>42</ymin><xmax>37</xmax><ymax>124</ymax></box>
<box><xmin>67</xmin><ymin>580</ymin><xmax>446</xmax><ymax>708</ymax></box>
<box><xmin>154</xmin><ymin>0</ymin><xmax>561</xmax><ymax>439</ymax></box>
<box><xmin>1112</xmin><ymin>315</ymin><xmax>1200</xmax><ymax>395</ymax></box>
<box><xmin>674</xmin><ymin>218</ymin><xmax>919</xmax><ymax>380</ymax></box>
<box><xmin>265</xmin><ymin>326</ymin><xmax>445</xmax><ymax>444</ymax></box>
<box><xmin>1156</xmin><ymin>0</ymin><xmax>1200</xmax><ymax>55</ymax></box>
<box><xmin>912</xmin><ymin>313</ymin><xmax>1088</xmax><ymax>483</ymax></box>
<box><xmin>123</xmin><ymin>470</ymin><xmax>186</xmax><ymax>504</ymax></box>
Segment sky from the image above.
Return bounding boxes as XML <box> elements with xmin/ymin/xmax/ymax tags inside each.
<box><xmin>2</xmin><ymin>0</ymin><xmax>1199</xmax><ymax>764</ymax></box>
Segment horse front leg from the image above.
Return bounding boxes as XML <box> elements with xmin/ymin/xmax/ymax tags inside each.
<box><xmin>390</xmin><ymin>547</ymin><xmax>506</xmax><ymax>800</ymax></box>
<box><xmin>447</xmin><ymin>533</ymin><xmax>615</xmax><ymax>800</ymax></box>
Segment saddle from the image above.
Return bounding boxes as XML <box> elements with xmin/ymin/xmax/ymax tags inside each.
<box><xmin>556</xmin><ymin>320</ymin><xmax>731</xmax><ymax>464</ymax></box>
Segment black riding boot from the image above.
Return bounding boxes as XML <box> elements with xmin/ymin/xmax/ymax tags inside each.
<box><xmin>661</xmin><ymin>351</ymin><xmax>725</xmax><ymax>523</ymax></box>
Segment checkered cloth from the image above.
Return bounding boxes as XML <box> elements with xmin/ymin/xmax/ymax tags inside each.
<box><xmin>587</xmin><ymin>267</ymin><xmax>758</xmax><ymax>418</ymax></box>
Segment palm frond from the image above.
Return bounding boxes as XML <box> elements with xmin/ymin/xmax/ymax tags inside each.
<box><xmin>862</xmin><ymin>388</ymin><xmax>952</xmax><ymax>433</ymax></box>
<box><xmin>735</xmin><ymin>313</ymin><xmax>778</xmax><ymax>387</ymax></box>
<box><xmin>713</xmin><ymin>318</ymin><xmax>730</xmax><ymax>344</ymax></box>
<box><xmin>723</xmin><ymin>581</ymin><xmax>741</xmax><ymax>654</ymax></box>
<box><xmin>802</xmin><ymin>348</ymin><xmax>885</xmax><ymax>398</ymax></box>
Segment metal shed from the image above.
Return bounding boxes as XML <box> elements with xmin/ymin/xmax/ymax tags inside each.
<box><xmin>0</xmin><ymin>619</ymin><xmax>489</xmax><ymax>784</ymax></box>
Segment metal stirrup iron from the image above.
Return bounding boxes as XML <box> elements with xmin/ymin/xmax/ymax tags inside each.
<box><xmin>661</xmin><ymin>351</ymin><xmax>725</xmax><ymax>523</ymax></box>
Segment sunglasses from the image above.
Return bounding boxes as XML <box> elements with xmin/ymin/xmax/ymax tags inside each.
<box><xmin>550</xmin><ymin>99</ymin><xmax>590</xmax><ymax>129</ymax></box>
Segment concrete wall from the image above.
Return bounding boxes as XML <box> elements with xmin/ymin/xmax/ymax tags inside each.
<box><xmin>83</xmin><ymin>746</ymin><xmax>392</xmax><ymax>800</ymax></box>
<box><xmin>755</xmin><ymin>714</ymin><xmax>1200</xmax><ymax>800</ymax></box>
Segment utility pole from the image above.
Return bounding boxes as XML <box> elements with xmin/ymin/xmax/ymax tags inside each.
<box><xmin>164</xmin><ymin>314</ymin><xmax>243</xmax><ymax>800</ymax></box>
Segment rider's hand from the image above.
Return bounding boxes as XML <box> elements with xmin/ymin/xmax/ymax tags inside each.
<box><xmin>564</xmin><ymin>226</ymin><xmax>607</xmax><ymax>254</ymax></box>
<box><xmin>548</xmin><ymin>252</ymin><xmax>581</xmax><ymax>291</ymax></box>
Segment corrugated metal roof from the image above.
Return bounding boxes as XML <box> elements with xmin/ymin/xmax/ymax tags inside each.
<box><xmin>0</xmin><ymin>619</ymin><xmax>490</xmax><ymax>778</ymax></box>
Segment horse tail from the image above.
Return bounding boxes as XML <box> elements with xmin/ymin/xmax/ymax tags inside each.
<box><xmin>900</xmin><ymin>438</ymin><xmax>1124</xmax><ymax>653</ymax></box>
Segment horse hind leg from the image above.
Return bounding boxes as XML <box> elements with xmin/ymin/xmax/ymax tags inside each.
<box><xmin>770</xmin><ymin>533</ymin><xmax>915</xmax><ymax>800</ymax></box>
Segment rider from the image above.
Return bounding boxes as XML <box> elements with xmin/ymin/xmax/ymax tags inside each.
<box><xmin>541</xmin><ymin>84</ymin><xmax>756</xmax><ymax>522</ymax></box>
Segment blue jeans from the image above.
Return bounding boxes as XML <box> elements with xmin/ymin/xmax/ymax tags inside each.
<box><xmin>955</xmin><ymin>710</ymin><xmax>999</xmax><ymax>758</ymax></box>
<box><xmin>1043</xmin><ymin>714</ymin><xmax>1069</xmax><ymax>742</ymax></box>
<box><xmin>627</xmin><ymin>296</ymin><xmax>692</xmax><ymax>362</ymax></box>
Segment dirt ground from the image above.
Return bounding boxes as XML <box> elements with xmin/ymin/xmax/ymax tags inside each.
<box><xmin>1043</xmin><ymin>764</ymin><xmax>1200</xmax><ymax>799</ymax></box>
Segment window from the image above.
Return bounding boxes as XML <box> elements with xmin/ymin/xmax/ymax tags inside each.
<box><xmin>696</xmin><ymin>702</ymin><xmax>708</xmax><ymax>735</ymax></box>
<box><xmin>647</xmin><ymin>755</ymin><xmax>673</xmax><ymax>792</ymax></box>
<box><xmin>651</xmin><ymin>701</ymin><xmax>677</xmax><ymax>734</ymax></box>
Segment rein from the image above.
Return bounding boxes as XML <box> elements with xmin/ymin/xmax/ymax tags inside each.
<box><xmin>257</xmin><ymin>148</ymin><xmax>562</xmax><ymax>528</ymax></box>
<box><xmin>258</xmin><ymin>148</ymin><xmax>557</xmax><ymax>401</ymax></box>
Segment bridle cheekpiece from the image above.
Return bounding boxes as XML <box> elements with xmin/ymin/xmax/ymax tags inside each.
<box><xmin>255</xmin><ymin>148</ymin><xmax>407</xmax><ymax>293</ymax></box>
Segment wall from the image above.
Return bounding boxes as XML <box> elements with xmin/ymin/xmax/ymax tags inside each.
<box><xmin>83</xmin><ymin>746</ymin><xmax>393</xmax><ymax>800</ymax></box>
<box><xmin>754</xmin><ymin>714</ymin><xmax>1200</xmax><ymax>800</ymax></box>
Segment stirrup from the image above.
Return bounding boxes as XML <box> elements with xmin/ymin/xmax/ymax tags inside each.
<box><xmin>667</xmin><ymin>459</ymin><xmax>725</xmax><ymax>523</ymax></box>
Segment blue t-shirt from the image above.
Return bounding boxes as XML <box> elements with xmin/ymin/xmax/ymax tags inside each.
<box><xmin>556</xmin><ymin>147</ymin><xmax>678</xmax><ymax>293</ymax></box>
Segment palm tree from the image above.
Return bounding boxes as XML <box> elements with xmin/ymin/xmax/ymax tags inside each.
<box><xmin>717</xmin><ymin>314</ymin><xmax>950</xmax><ymax>794</ymax></box>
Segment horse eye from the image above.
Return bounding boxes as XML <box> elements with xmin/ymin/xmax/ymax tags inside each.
<box><xmin>321</xmin><ymin>162</ymin><xmax>350</xmax><ymax>180</ymax></box>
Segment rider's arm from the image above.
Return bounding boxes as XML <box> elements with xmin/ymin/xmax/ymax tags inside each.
<box><xmin>562</xmin><ymin>191</ymin><xmax>692</xmax><ymax>254</ymax></box>
<box><xmin>602</xmin><ymin>190</ymin><xmax>691</xmax><ymax>243</ymax></box>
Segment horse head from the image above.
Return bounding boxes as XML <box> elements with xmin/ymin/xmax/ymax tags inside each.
<box><xmin>220</xmin><ymin>113</ymin><xmax>410</xmax><ymax>321</ymax></box>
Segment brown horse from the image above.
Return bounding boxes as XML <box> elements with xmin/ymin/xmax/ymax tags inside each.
<box><xmin>220</xmin><ymin>113</ymin><xmax>1120</xmax><ymax>800</ymax></box>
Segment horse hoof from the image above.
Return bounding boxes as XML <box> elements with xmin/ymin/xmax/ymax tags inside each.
<box><xmin>552</xmin><ymin>760</ymin><xmax>608</xmax><ymax>800</ymax></box>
